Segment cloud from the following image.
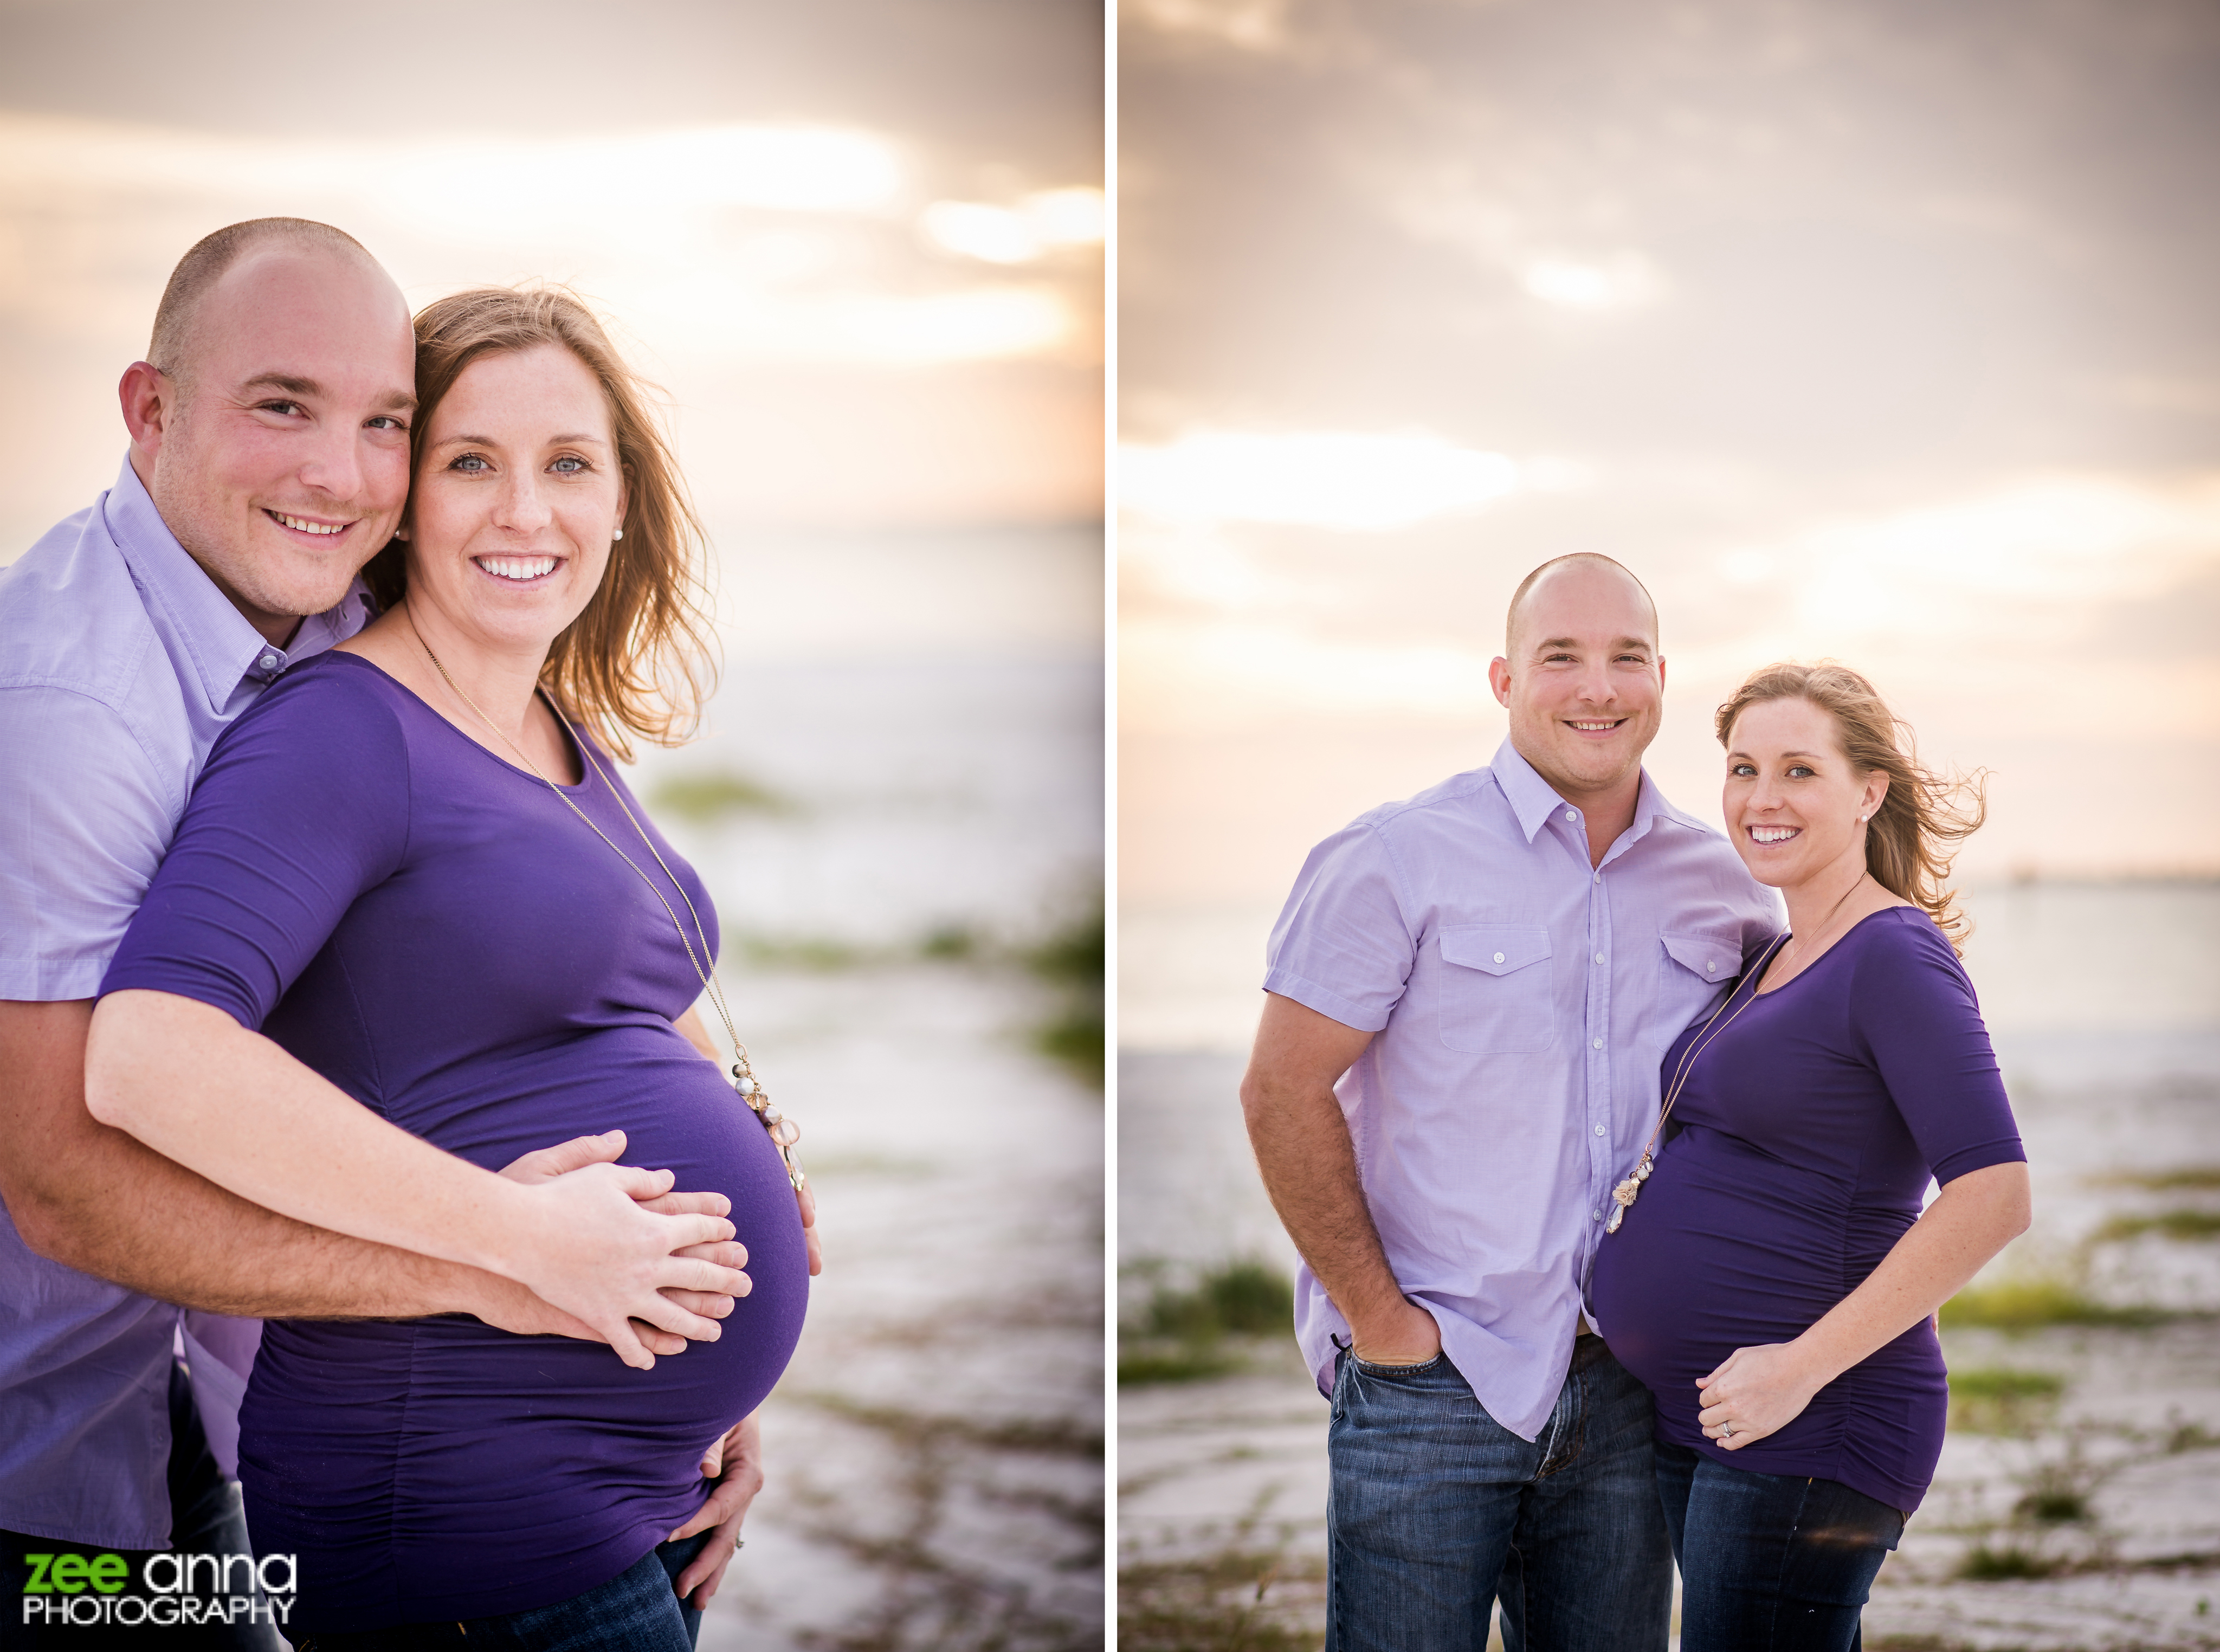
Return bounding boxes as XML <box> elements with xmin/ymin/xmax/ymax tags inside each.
<box><xmin>1120</xmin><ymin>429</ymin><xmax>1522</xmax><ymax>531</ymax></box>
<box><xmin>0</xmin><ymin>112</ymin><xmax>1097</xmax><ymax>370</ymax></box>
<box><xmin>1125</xmin><ymin>0</ymin><xmax>1298</xmax><ymax>53</ymax></box>
<box><xmin>921</xmin><ymin>189</ymin><xmax>1106</xmax><ymax>265</ymax></box>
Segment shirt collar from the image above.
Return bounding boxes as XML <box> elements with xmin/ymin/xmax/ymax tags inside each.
<box><xmin>1489</xmin><ymin>735</ymin><xmax>1697</xmax><ymax>850</ymax></box>
<box><xmin>101</xmin><ymin>456</ymin><xmax>373</xmax><ymax>709</ymax></box>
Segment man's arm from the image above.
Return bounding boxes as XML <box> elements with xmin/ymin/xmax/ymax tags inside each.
<box><xmin>1238</xmin><ymin>991</ymin><xmax>1440</xmax><ymax>1365</ymax></box>
<box><xmin>0</xmin><ymin>999</ymin><xmax>713</xmax><ymax>1356</ymax></box>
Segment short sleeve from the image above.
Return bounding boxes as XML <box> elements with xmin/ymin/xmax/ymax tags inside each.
<box><xmin>1263</xmin><ymin>821</ymin><xmax>1416</xmax><ymax>1033</ymax></box>
<box><xmin>99</xmin><ymin>666</ymin><xmax>411</xmax><ymax>1030</ymax></box>
<box><xmin>0</xmin><ymin>685</ymin><xmax>176</xmax><ymax>1000</ymax></box>
<box><xmin>1850</xmin><ymin>912</ymin><xmax>2026</xmax><ymax>1185</ymax></box>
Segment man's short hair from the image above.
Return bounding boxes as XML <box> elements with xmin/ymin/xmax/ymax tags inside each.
<box><xmin>1505</xmin><ymin>552</ymin><xmax>1660</xmax><ymax>654</ymax></box>
<box><xmin>147</xmin><ymin>218</ymin><xmax>375</xmax><ymax>384</ymax></box>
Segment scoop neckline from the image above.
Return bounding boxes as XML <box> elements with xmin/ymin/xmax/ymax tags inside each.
<box><xmin>322</xmin><ymin>648</ymin><xmax>593</xmax><ymax>794</ymax></box>
<box><xmin>1748</xmin><ymin>904</ymin><xmax>1915</xmax><ymax>996</ymax></box>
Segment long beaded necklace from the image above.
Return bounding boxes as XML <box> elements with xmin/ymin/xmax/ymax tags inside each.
<box><xmin>408</xmin><ymin>616</ymin><xmax>805</xmax><ymax>1193</ymax></box>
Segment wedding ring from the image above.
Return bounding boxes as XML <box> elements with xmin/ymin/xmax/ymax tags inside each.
<box><xmin>1720</xmin><ymin>1422</ymin><xmax>1733</xmax><ymax>1438</ymax></box>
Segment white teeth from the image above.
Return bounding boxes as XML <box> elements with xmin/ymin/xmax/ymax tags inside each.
<box><xmin>1749</xmin><ymin>825</ymin><xmax>1800</xmax><ymax>843</ymax></box>
<box><xmin>276</xmin><ymin>514</ymin><xmax>346</xmax><ymax>535</ymax></box>
<box><xmin>1570</xmin><ymin>721</ymin><xmax>1619</xmax><ymax>731</ymax></box>
<box><xmin>476</xmin><ymin>556</ymin><xmax>558</xmax><ymax>582</ymax></box>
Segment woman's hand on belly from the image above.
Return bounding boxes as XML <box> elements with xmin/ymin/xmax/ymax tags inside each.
<box><xmin>1695</xmin><ymin>1342</ymin><xmax>1830</xmax><ymax>1449</ymax></box>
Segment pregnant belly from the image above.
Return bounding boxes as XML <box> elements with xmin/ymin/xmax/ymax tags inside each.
<box><xmin>1592</xmin><ymin>1127</ymin><xmax>1869</xmax><ymax>1403</ymax></box>
<box><xmin>240</xmin><ymin>1025</ymin><xmax>808</xmax><ymax>1598</ymax></box>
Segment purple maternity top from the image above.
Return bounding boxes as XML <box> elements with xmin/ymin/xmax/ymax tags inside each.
<box><xmin>100</xmin><ymin>651</ymin><xmax>809</xmax><ymax>1631</ymax></box>
<box><xmin>1590</xmin><ymin>907</ymin><xmax>2023</xmax><ymax>1514</ymax></box>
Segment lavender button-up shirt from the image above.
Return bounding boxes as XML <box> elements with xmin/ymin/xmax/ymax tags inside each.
<box><xmin>1264</xmin><ymin>738</ymin><xmax>1782</xmax><ymax>1440</ymax></box>
<box><xmin>0</xmin><ymin>456</ymin><xmax>370</xmax><ymax>1547</ymax></box>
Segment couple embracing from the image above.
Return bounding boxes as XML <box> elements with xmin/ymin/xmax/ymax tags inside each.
<box><xmin>1</xmin><ymin>219</ymin><xmax>814</xmax><ymax>1647</ymax></box>
<box><xmin>1243</xmin><ymin>554</ymin><xmax>2032</xmax><ymax>1650</ymax></box>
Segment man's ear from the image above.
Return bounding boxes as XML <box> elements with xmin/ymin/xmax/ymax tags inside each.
<box><xmin>1488</xmin><ymin>655</ymin><xmax>1513</xmax><ymax>708</ymax></box>
<box><xmin>119</xmin><ymin>362</ymin><xmax>175</xmax><ymax>459</ymax></box>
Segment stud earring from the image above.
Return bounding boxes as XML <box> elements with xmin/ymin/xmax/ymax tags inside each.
<box><xmin>612</xmin><ymin>527</ymin><xmax>624</xmax><ymax>541</ymax></box>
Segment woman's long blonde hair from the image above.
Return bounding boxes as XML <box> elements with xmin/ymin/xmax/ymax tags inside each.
<box><xmin>1715</xmin><ymin>662</ymin><xmax>1988</xmax><ymax>954</ymax></box>
<box><xmin>363</xmin><ymin>285</ymin><xmax>717</xmax><ymax>761</ymax></box>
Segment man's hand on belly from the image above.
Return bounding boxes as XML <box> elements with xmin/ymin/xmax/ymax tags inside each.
<box><xmin>669</xmin><ymin>1410</ymin><xmax>766</xmax><ymax>1608</ymax></box>
<box><xmin>483</xmin><ymin>1131</ymin><xmax>748</xmax><ymax>1358</ymax></box>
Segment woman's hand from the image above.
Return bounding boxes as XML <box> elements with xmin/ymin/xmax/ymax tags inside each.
<box><xmin>502</xmin><ymin>1161</ymin><xmax>752</xmax><ymax>1371</ymax></box>
<box><xmin>669</xmin><ymin>1411</ymin><xmax>765</xmax><ymax>1608</ymax></box>
<box><xmin>1695</xmin><ymin>1341</ymin><xmax>1828</xmax><ymax>1449</ymax></box>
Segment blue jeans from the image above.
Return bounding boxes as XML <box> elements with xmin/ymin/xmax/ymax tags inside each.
<box><xmin>1326</xmin><ymin>1337</ymin><xmax>1673</xmax><ymax>1652</ymax></box>
<box><xmin>289</xmin><ymin>1533</ymin><xmax>714</xmax><ymax>1651</ymax></box>
<box><xmin>1654</xmin><ymin>1440</ymin><xmax>1905</xmax><ymax>1652</ymax></box>
<box><xmin>2</xmin><ymin>1360</ymin><xmax>283</xmax><ymax>1649</ymax></box>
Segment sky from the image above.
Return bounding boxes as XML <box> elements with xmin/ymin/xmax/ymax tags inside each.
<box><xmin>1119</xmin><ymin>0</ymin><xmax>2220</xmax><ymax>906</ymax></box>
<box><xmin>0</xmin><ymin>0</ymin><xmax>1104</xmax><ymax>592</ymax></box>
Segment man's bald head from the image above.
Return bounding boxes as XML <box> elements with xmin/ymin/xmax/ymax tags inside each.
<box><xmin>148</xmin><ymin>218</ymin><xmax>379</xmax><ymax>389</ymax></box>
<box><xmin>1505</xmin><ymin>553</ymin><xmax>1659</xmax><ymax>658</ymax></box>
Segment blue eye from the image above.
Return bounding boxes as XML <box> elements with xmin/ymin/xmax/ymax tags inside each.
<box><xmin>551</xmin><ymin>456</ymin><xmax>586</xmax><ymax>474</ymax></box>
<box><xmin>451</xmin><ymin>454</ymin><xmax>489</xmax><ymax>473</ymax></box>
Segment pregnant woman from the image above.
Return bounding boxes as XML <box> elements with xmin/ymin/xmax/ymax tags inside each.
<box><xmin>85</xmin><ymin>286</ymin><xmax>811</xmax><ymax>1644</ymax></box>
<box><xmin>1591</xmin><ymin>662</ymin><xmax>2030</xmax><ymax>1651</ymax></box>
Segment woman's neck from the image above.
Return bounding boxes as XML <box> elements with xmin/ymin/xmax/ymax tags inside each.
<box><xmin>398</xmin><ymin>599</ymin><xmax>552</xmax><ymax>745</ymax></box>
<box><xmin>1778</xmin><ymin>851</ymin><xmax>1871</xmax><ymax>940</ymax></box>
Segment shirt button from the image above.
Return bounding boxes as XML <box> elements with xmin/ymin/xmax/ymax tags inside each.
<box><xmin>1592</xmin><ymin>1037</ymin><xmax>1604</xmax><ymax>1049</ymax></box>
<box><xmin>1707</xmin><ymin>960</ymin><xmax>1718</xmax><ymax>973</ymax></box>
<box><xmin>1493</xmin><ymin>951</ymin><xmax>1506</xmax><ymax>964</ymax></box>
<box><xmin>1593</xmin><ymin>1124</ymin><xmax>1606</xmax><ymax>1136</ymax></box>
<box><xmin>1565</xmin><ymin>810</ymin><xmax>1577</xmax><ymax>823</ymax></box>
<box><xmin>257</xmin><ymin>652</ymin><xmax>281</xmax><ymax>673</ymax></box>
<box><xmin>1595</xmin><ymin>952</ymin><xmax>1605</xmax><ymax>964</ymax></box>
<box><xmin>1593</xmin><ymin>872</ymin><xmax>1602</xmax><ymax>884</ymax></box>
<box><xmin>1591</xmin><ymin>1210</ymin><xmax>1603</xmax><ymax>1222</ymax></box>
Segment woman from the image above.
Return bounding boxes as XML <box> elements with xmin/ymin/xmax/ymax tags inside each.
<box><xmin>85</xmin><ymin>288</ymin><xmax>811</xmax><ymax>1644</ymax></box>
<box><xmin>1590</xmin><ymin>662</ymin><xmax>2031</xmax><ymax>1651</ymax></box>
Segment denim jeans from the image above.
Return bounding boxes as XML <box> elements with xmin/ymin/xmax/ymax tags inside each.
<box><xmin>287</xmin><ymin>1531</ymin><xmax>715</xmax><ymax>1651</ymax></box>
<box><xmin>1654</xmin><ymin>1440</ymin><xmax>1905</xmax><ymax>1652</ymax></box>
<box><xmin>1326</xmin><ymin>1337</ymin><xmax>1673</xmax><ymax>1652</ymax></box>
<box><xmin>2</xmin><ymin>1360</ymin><xmax>284</xmax><ymax>1649</ymax></box>
<box><xmin>284</xmin><ymin>1530</ymin><xmax>715</xmax><ymax>1652</ymax></box>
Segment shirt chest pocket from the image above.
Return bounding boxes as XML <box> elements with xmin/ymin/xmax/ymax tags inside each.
<box><xmin>1658</xmin><ymin>931</ymin><xmax>1740</xmax><ymax>1011</ymax></box>
<box><xmin>1436</xmin><ymin>925</ymin><xmax>1554</xmax><ymax>1054</ymax></box>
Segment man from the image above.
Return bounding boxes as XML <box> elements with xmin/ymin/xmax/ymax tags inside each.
<box><xmin>1241</xmin><ymin>554</ymin><xmax>1781</xmax><ymax>1649</ymax></box>
<box><xmin>0</xmin><ymin>220</ymin><xmax>795</xmax><ymax>1640</ymax></box>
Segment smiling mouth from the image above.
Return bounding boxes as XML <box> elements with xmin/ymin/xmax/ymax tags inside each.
<box><xmin>265</xmin><ymin>510</ymin><xmax>353</xmax><ymax>539</ymax></box>
<box><xmin>1747</xmin><ymin>825</ymin><xmax>1802</xmax><ymax>844</ymax></box>
<box><xmin>1566</xmin><ymin>718</ymin><xmax>1625</xmax><ymax>734</ymax></box>
<box><xmin>473</xmin><ymin>554</ymin><xmax>561</xmax><ymax>584</ymax></box>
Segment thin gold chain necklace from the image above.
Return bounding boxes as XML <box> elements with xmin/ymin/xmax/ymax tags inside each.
<box><xmin>406</xmin><ymin>615</ymin><xmax>805</xmax><ymax>1193</ymax></box>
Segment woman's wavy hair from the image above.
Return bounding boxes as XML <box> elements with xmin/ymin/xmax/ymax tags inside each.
<box><xmin>1715</xmin><ymin>662</ymin><xmax>1989</xmax><ymax>955</ymax></box>
<box><xmin>363</xmin><ymin>285</ymin><xmax>716</xmax><ymax>762</ymax></box>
